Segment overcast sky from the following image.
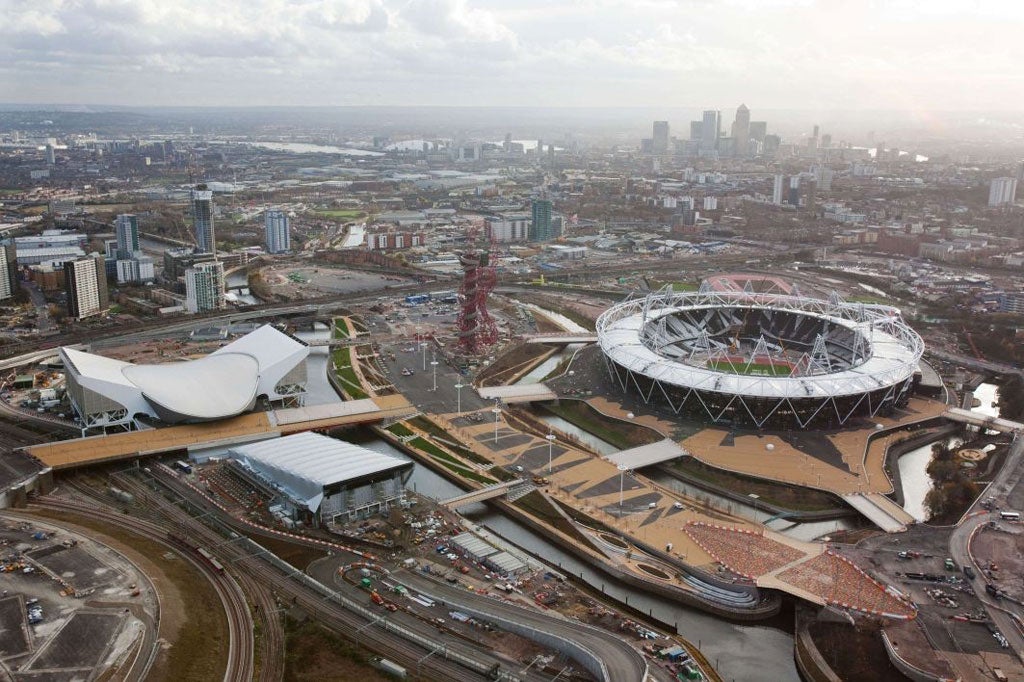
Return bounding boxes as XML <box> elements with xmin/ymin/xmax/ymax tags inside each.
<box><xmin>2</xmin><ymin>0</ymin><xmax>1023</xmax><ymax>112</ymax></box>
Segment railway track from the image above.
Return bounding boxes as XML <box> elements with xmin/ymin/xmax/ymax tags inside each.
<box><xmin>128</xmin><ymin>467</ymin><xmax>534</xmax><ymax>681</ymax></box>
<box><xmin>107</xmin><ymin>474</ymin><xmax>287</xmax><ymax>682</ymax></box>
<box><xmin>29</xmin><ymin>497</ymin><xmax>256</xmax><ymax>682</ymax></box>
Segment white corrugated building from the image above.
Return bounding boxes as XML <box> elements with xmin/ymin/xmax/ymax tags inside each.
<box><xmin>228</xmin><ymin>432</ymin><xmax>413</xmax><ymax>524</ymax></box>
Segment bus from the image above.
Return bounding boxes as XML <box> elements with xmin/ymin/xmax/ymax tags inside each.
<box><xmin>999</xmin><ymin>511</ymin><xmax>1020</xmax><ymax>522</ymax></box>
<box><xmin>173</xmin><ymin>460</ymin><xmax>193</xmax><ymax>475</ymax></box>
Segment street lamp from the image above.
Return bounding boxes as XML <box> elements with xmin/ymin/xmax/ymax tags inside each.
<box><xmin>492</xmin><ymin>400</ymin><xmax>501</xmax><ymax>444</ymax></box>
<box><xmin>618</xmin><ymin>464</ymin><xmax>629</xmax><ymax>512</ymax></box>
<box><xmin>421</xmin><ymin>342</ymin><xmax>428</xmax><ymax>371</ymax></box>
<box><xmin>546</xmin><ymin>432</ymin><xmax>557</xmax><ymax>474</ymax></box>
<box><xmin>454</xmin><ymin>381</ymin><xmax>464</xmax><ymax>414</ymax></box>
<box><xmin>430</xmin><ymin>355</ymin><xmax>439</xmax><ymax>392</ymax></box>
<box><xmin>748</xmin><ymin>493</ymin><xmax>760</xmax><ymax>522</ymax></box>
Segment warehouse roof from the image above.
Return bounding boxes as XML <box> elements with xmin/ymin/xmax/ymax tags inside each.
<box><xmin>229</xmin><ymin>432</ymin><xmax>411</xmax><ymax>512</ymax></box>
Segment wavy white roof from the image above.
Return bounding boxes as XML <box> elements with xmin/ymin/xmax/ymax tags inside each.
<box><xmin>61</xmin><ymin>324</ymin><xmax>309</xmax><ymax>423</ymax></box>
<box><xmin>123</xmin><ymin>353</ymin><xmax>259</xmax><ymax>421</ymax></box>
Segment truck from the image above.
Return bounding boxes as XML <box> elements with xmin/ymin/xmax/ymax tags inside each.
<box><xmin>370</xmin><ymin>656</ymin><xmax>407</xmax><ymax>679</ymax></box>
<box><xmin>944</xmin><ymin>558</ymin><xmax>956</xmax><ymax>571</ymax></box>
<box><xmin>963</xmin><ymin>565</ymin><xmax>976</xmax><ymax>580</ymax></box>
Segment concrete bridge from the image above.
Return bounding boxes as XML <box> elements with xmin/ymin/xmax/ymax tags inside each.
<box><xmin>304</xmin><ymin>337</ymin><xmax>364</xmax><ymax>348</ymax></box>
<box><xmin>477</xmin><ymin>384</ymin><xmax>558</xmax><ymax>404</ymax></box>
<box><xmin>439</xmin><ymin>478</ymin><xmax>531</xmax><ymax>509</ymax></box>
<box><xmin>944</xmin><ymin>407</ymin><xmax>1024</xmax><ymax>434</ymax></box>
<box><xmin>524</xmin><ymin>333</ymin><xmax>598</xmax><ymax>344</ymax></box>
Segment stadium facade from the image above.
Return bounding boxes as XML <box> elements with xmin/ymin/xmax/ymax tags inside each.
<box><xmin>597</xmin><ymin>287</ymin><xmax>924</xmax><ymax>429</ymax></box>
<box><xmin>61</xmin><ymin>324</ymin><xmax>309</xmax><ymax>433</ymax></box>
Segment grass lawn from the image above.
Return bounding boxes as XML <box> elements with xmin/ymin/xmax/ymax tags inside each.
<box><xmin>333</xmin><ymin>318</ymin><xmax>350</xmax><ymax>338</ymax></box>
<box><xmin>649</xmin><ymin>279</ymin><xmax>699</xmax><ymax>292</ymax></box>
<box><xmin>538</xmin><ymin>401</ymin><xmax>661</xmax><ymax>450</ymax></box>
<box><xmin>331</xmin><ymin>347</ymin><xmax>366</xmax><ymax>399</ymax></box>
<box><xmin>386</xmin><ymin>422</ymin><xmax>413</xmax><ymax>437</ymax></box>
<box><xmin>671</xmin><ymin>457</ymin><xmax>842</xmax><ymax>512</ymax></box>
<box><xmin>283</xmin><ymin>618</ymin><xmax>390</xmax><ymax>682</ymax></box>
<box><xmin>706</xmin><ymin>360</ymin><xmax>793</xmax><ymax>376</ymax></box>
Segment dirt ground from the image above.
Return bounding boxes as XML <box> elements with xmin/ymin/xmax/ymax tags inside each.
<box><xmin>972</xmin><ymin>526</ymin><xmax>1024</xmax><ymax>601</ymax></box>
<box><xmin>283</xmin><ymin>619</ymin><xmax>391</xmax><ymax>682</ymax></box>
<box><xmin>808</xmin><ymin>620</ymin><xmax>906</xmax><ymax>681</ymax></box>
<box><xmin>26</xmin><ymin>508</ymin><xmax>229</xmax><ymax>682</ymax></box>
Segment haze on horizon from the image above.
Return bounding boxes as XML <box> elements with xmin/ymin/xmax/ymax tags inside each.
<box><xmin>2</xmin><ymin>0</ymin><xmax>1023</xmax><ymax>115</ymax></box>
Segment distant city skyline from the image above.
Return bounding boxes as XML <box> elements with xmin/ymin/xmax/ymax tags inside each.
<box><xmin>2</xmin><ymin>1</ymin><xmax>1024</xmax><ymax>112</ymax></box>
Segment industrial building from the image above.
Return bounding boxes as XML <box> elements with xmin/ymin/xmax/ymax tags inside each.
<box><xmin>450</xmin><ymin>532</ymin><xmax>528</xmax><ymax>576</ymax></box>
<box><xmin>60</xmin><ymin>324</ymin><xmax>308</xmax><ymax>432</ymax></box>
<box><xmin>226</xmin><ymin>432</ymin><xmax>412</xmax><ymax>525</ymax></box>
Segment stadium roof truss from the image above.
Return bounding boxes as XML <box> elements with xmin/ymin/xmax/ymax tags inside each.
<box><xmin>597</xmin><ymin>288</ymin><xmax>925</xmax><ymax>429</ymax></box>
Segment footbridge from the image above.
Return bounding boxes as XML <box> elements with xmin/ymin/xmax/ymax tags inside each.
<box><xmin>844</xmin><ymin>493</ymin><xmax>915</xmax><ymax>533</ymax></box>
<box><xmin>605</xmin><ymin>439</ymin><xmax>690</xmax><ymax>469</ymax></box>
<box><xmin>439</xmin><ymin>479</ymin><xmax>531</xmax><ymax>509</ymax></box>
<box><xmin>23</xmin><ymin>395</ymin><xmax>417</xmax><ymax>470</ymax></box>
<box><xmin>944</xmin><ymin>407</ymin><xmax>1024</xmax><ymax>434</ymax></box>
<box><xmin>304</xmin><ymin>337</ymin><xmax>363</xmax><ymax>348</ymax></box>
<box><xmin>524</xmin><ymin>333</ymin><xmax>598</xmax><ymax>344</ymax></box>
<box><xmin>477</xmin><ymin>384</ymin><xmax>558</xmax><ymax>404</ymax></box>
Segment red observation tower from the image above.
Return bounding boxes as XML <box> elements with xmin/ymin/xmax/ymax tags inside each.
<box><xmin>456</xmin><ymin>251</ymin><xmax>498</xmax><ymax>353</ymax></box>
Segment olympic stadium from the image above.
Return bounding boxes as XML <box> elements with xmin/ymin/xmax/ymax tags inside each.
<box><xmin>596</xmin><ymin>287</ymin><xmax>925</xmax><ymax>429</ymax></box>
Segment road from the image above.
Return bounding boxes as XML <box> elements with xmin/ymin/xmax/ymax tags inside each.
<box><xmin>392</xmin><ymin>568</ymin><xmax>648</xmax><ymax>682</ymax></box>
<box><xmin>141</xmin><ymin>464</ymin><xmax>544</xmax><ymax>682</ymax></box>
<box><xmin>21</xmin><ymin>281</ymin><xmax>55</xmax><ymax>333</ymax></box>
<box><xmin>949</xmin><ymin>431</ymin><xmax>1024</xmax><ymax>660</ymax></box>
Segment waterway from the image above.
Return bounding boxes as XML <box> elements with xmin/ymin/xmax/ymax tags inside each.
<box><xmin>352</xmin><ymin>432</ymin><xmax>801</xmax><ymax>682</ymax></box>
<box><xmin>225</xmin><ymin>271</ymin><xmax>259</xmax><ymax>305</ymax></box>
<box><xmin>897</xmin><ymin>382</ymin><xmax>1000</xmax><ymax>521</ymax></box>
<box><xmin>516</xmin><ymin>344</ymin><xmax>583</xmax><ymax>384</ymax></box>
<box><xmin>294</xmin><ymin>324</ymin><xmax>338</xmax><ymax>406</ymax></box>
<box><xmin>245</xmin><ymin>141</ymin><xmax>383</xmax><ymax>157</ymax></box>
<box><xmin>535</xmin><ymin>413</ymin><xmax>619</xmax><ymax>456</ymax></box>
<box><xmin>520</xmin><ymin>303</ymin><xmax>589</xmax><ymax>334</ymax></box>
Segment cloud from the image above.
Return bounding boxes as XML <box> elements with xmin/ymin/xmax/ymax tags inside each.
<box><xmin>0</xmin><ymin>0</ymin><xmax>1021</xmax><ymax>110</ymax></box>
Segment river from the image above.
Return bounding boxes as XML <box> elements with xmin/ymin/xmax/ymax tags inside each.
<box><xmin>898</xmin><ymin>382</ymin><xmax>1001</xmax><ymax>521</ymax></box>
<box><xmin>303</xmin><ymin>311</ymin><xmax>800</xmax><ymax>679</ymax></box>
<box><xmin>353</xmin><ymin>431</ymin><xmax>800</xmax><ymax>682</ymax></box>
<box><xmin>244</xmin><ymin>141</ymin><xmax>383</xmax><ymax>157</ymax></box>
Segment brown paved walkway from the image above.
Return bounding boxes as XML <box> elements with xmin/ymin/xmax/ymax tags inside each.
<box><xmin>587</xmin><ymin>394</ymin><xmax>947</xmax><ymax>496</ymax></box>
<box><xmin>26</xmin><ymin>395</ymin><xmax>415</xmax><ymax>469</ymax></box>
<box><xmin>434</xmin><ymin>407</ymin><xmax>915</xmax><ymax>616</ymax></box>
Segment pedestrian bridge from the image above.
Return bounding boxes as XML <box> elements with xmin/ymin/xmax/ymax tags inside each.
<box><xmin>439</xmin><ymin>479</ymin><xmax>529</xmax><ymax>509</ymax></box>
<box><xmin>477</xmin><ymin>383</ymin><xmax>558</xmax><ymax>404</ymax></box>
<box><xmin>525</xmin><ymin>333</ymin><xmax>599</xmax><ymax>344</ymax></box>
<box><xmin>944</xmin><ymin>407</ymin><xmax>1024</xmax><ymax>434</ymax></box>
<box><xmin>844</xmin><ymin>493</ymin><xmax>915</xmax><ymax>533</ymax></box>
<box><xmin>605</xmin><ymin>439</ymin><xmax>690</xmax><ymax>469</ymax></box>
